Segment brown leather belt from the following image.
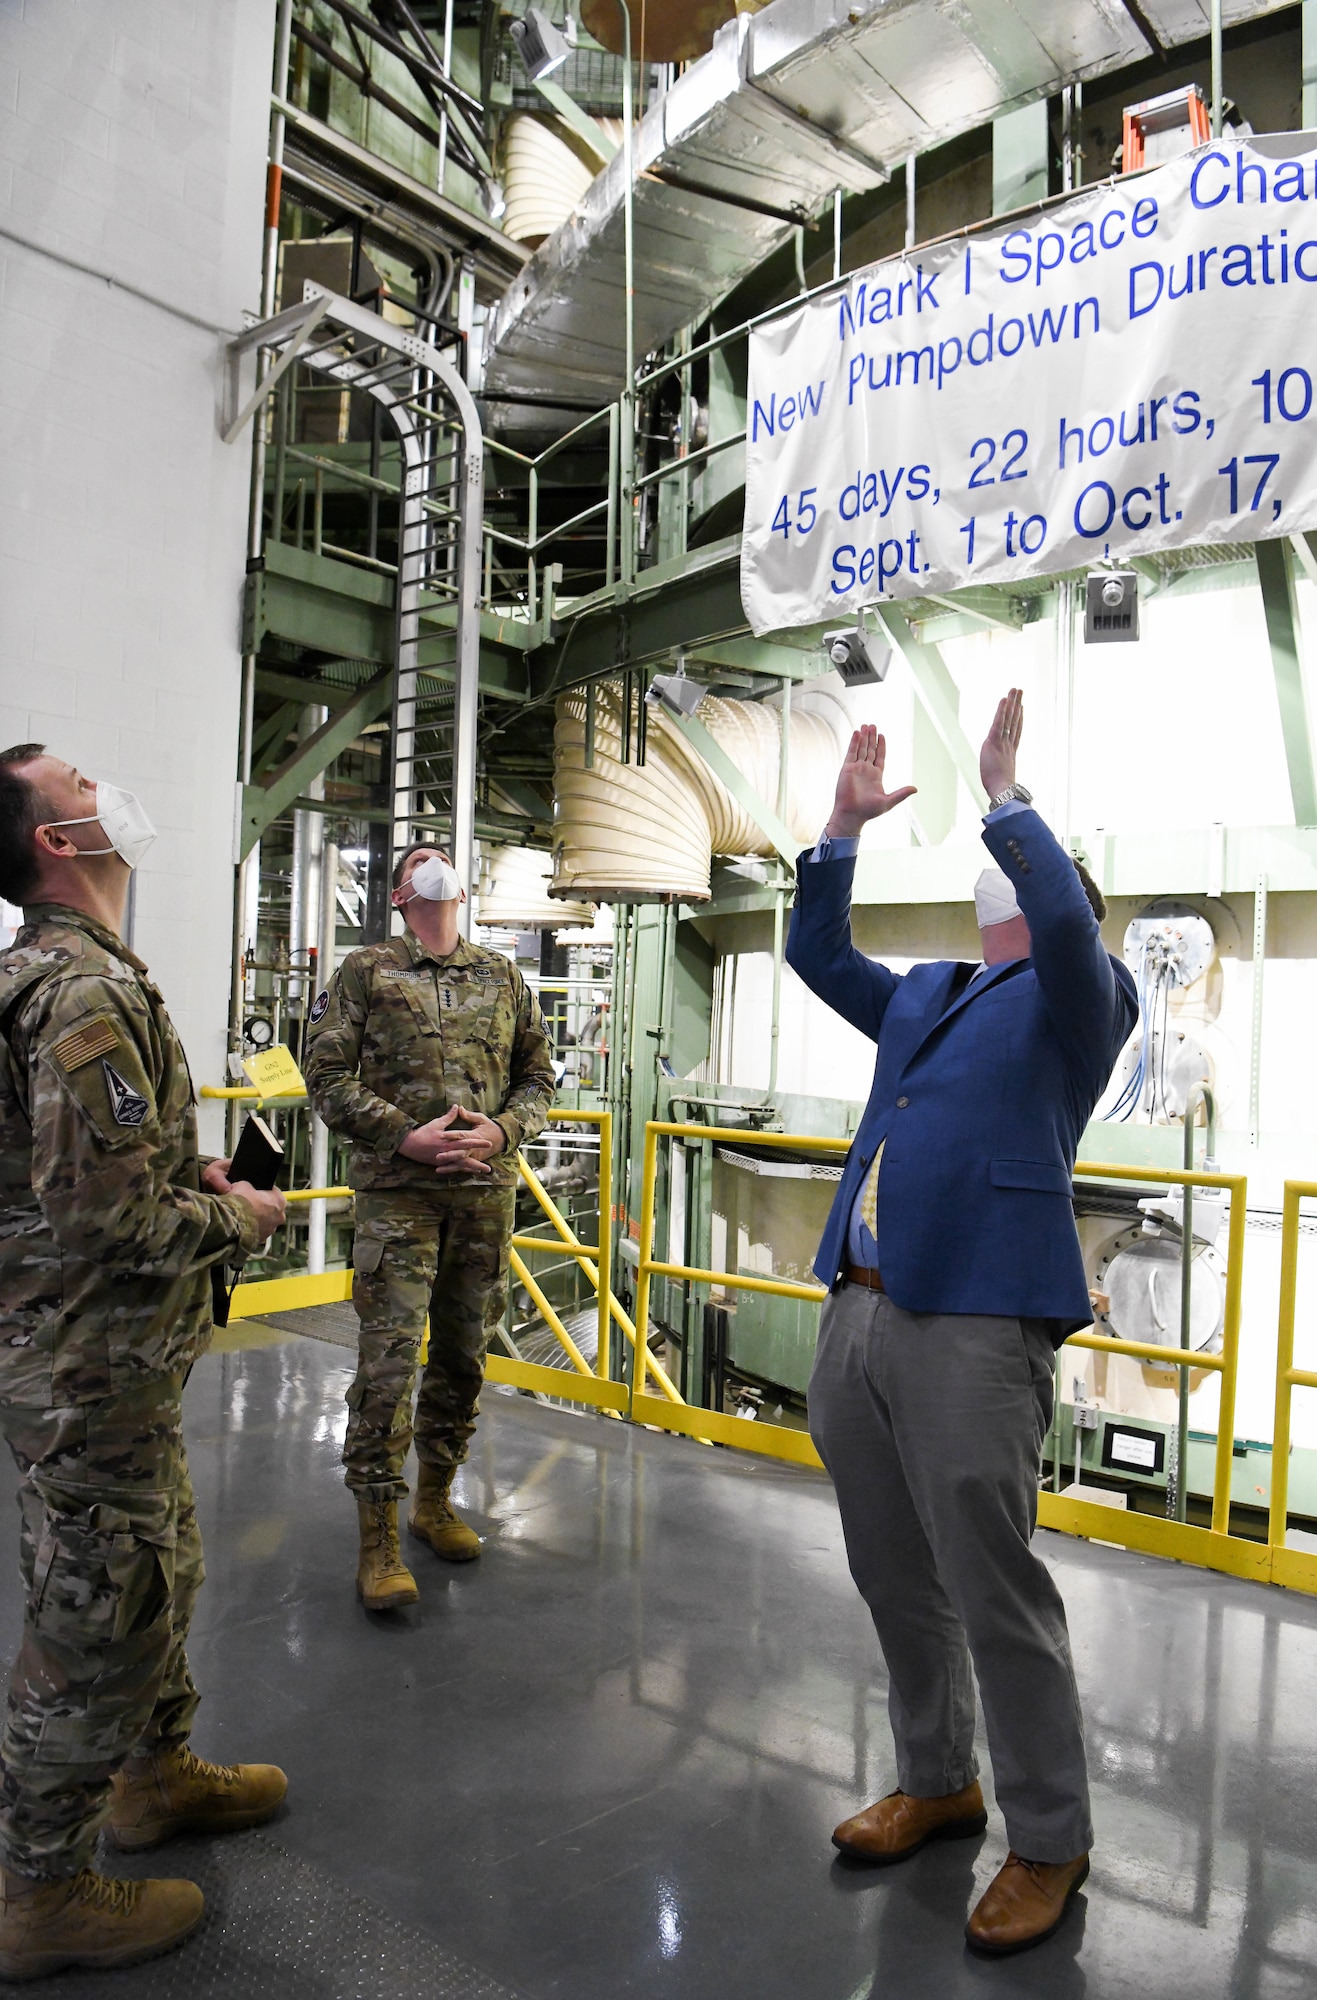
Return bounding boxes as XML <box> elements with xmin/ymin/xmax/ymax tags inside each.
<box><xmin>845</xmin><ymin>1265</ymin><xmax>886</xmax><ymax>1292</ymax></box>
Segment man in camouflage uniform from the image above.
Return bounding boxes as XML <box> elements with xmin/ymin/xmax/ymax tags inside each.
<box><xmin>305</xmin><ymin>841</ymin><xmax>555</xmax><ymax>1611</ymax></box>
<box><xmin>0</xmin><ymin>747</ymin><xmax>288</xmax><ymax>1980</ymax></box>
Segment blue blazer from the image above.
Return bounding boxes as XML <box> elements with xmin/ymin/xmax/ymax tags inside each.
<box><xmin>785</xmin><ymin>809</ymin><xmax>1138</xmax><ymax>1333</ymax></box>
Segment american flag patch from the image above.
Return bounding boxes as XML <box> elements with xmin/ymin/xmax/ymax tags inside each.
<box><xmin>51</xmin><ymin>1017</ymin><xmax>118</xmax><ymax>1072</ymax></box>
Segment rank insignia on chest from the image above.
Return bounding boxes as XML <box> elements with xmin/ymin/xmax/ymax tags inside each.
<box><xmin>102</xmin><ymin>1061</ymin><xmax>149</xmax><ymax>1126</ymax></box>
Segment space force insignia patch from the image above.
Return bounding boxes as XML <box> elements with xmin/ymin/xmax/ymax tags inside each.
<box><xmin>102</xmin><ymin>1061</ymin><xmax>149</xmax><ymax>1127</ymax></box>
<box><xmin>310</xmin><ymin>989</ymin><xmax>330</xmax><ymax>1025</ymax></box>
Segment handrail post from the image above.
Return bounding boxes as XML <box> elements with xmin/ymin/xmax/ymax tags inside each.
<box><xmin>1270</xmin><ymin>1181</ymin><xmax>1304</xmax><ymax>1547</ymax></box>
<box><xmin>1175</xmin><ymin>1084</ymin><xmax>1217</xmax><ymax>1521</ymax></box>
<box><xmin>632</xmin><ymin>1121</ymin><xmax>660</xmax><ymax>1406</ymax></box>
<box><xmin>1212</xmin><ymin>1172</ymin><xmax>1247</xmax><ymax>1535</ymax></box>
<box><xmin>596</xmin><ymin>1110</ymin><xmax>613</xmax><ymax>1380</ymax></box>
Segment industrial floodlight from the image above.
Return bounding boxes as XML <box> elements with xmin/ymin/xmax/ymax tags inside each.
<box><xmin>509</xmin><ymin>7</ymin><xmax>571</xmax><ymax>80</ymax></box>
<box><xmin>823</xmin><ymin>628</ymin><xmax>890</xmax><ymax>687</ymax></box>
<box><xmin>646</xmin><ymin>665</ymin><xmax>704</xmax><ymax>717</ymax></box>
<box><xmin>481</xmin><ymin>177</ymin><xmax>507</xmax><ymax>221</ymax></box>
<box><xmin>1084</xmin><ymin>571</ymin><xmax>1139</xmax><ymax>643</ymax></box>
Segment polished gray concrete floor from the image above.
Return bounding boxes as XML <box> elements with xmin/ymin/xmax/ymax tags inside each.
<box><xmin>2</xmin><ymin>1321</ymin><xmax>1317</xmax><ymax>1999</ymax></box>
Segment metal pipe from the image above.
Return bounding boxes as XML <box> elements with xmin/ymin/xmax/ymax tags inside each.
<box><xmin>767</xmin><ymin>677</ymin><xmax>790</xmax><ymax>1100</ymax></box>
<box><xmin>616</xmin><ymin>0</ymin><xmax>636</xmax><ymax>586</ymax></box>
<box><xmin>307</xmin><ymin>835</ymin><xmax>339</xmax><ymax>1274</ymax></box>
<box><xmin>436</xmin><ymin>0</ymin><xmax>455</xmax><ymax>188</ymax></box>
<box><xmin>904</xmin><ymin>152</ymin><xmax>916</xmax><ymax>248</ymax></box>
<box><xmin>1210</xmin><ymin>0</ymin><xmax>1223</xmax><ymax>137</ymax></box>
<box><xmin>228</xmin><ymin>0</ymin><xmax>294</xmax><ymax>1138</ymax></box>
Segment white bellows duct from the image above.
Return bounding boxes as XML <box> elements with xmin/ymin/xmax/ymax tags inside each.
<box><xmin>551</xmin><ymin>680</ymin><xmax>851</xmax><ymax>902</ymax></box>
<box><xmin>477</xmin><ymin>847</ymin><xmax>593</xmax><ymax>929</ymax></box>
<box><xmin>502</xmin><ymin>116</ymin><xmax>622</xmax><ymax>250</ymax></box>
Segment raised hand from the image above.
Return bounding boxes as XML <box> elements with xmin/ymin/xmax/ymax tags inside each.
<box><xmin>981</xmin><ymin>688</ymin><xmax>1024</xmax><ymax>802</ymax></box>
<box><xmin>825</xmin><ymin>725</ymin><xmax>917</xmax><ymax>839</ymax></box>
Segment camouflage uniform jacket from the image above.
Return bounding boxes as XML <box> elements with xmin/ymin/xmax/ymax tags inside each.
<box><xmin>303</xmin><ymin>929</ymin><xmax>556</xmax><ymax>1192</ymax></box>
<box><xmin>0</xmin><ymin>905</ymin><xmax>262</xmax><ymax>1407</ymax></box>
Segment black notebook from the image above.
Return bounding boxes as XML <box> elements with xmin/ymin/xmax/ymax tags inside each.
<box><xmin>227</xmin><ymin>1112</ymin><xmax>284</xmax><ymax>1191</ymax></box>
<box><xmin>211</xmin><ymin>1115</ymin><xmax>285</xmax><ymax>1327</ymax></box>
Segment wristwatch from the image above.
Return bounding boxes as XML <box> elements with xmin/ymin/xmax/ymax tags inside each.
<box><xmin>988</xmin><ymin>782</ymin><xmax>1033</xmax><ymax>811</ymax></box>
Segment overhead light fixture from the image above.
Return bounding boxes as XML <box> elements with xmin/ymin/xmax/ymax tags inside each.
<box><xmin>509</xmin><ymin>7</ymin><xmax>571</xmax><ymax>80</ymax></box>
<box><xmin>481</xmin><ymin>177</ymin><xmax>507</xmax><ymax>221</ymax></box>
<box><xmin>823</xmin><ymin>628</ymin><xmax>890</xmax><ymax>687</ymax></box>
<box><xmin>646</xmin><ymin>663</ymin><xmax>704</xmax><ymax>718</ymax></box>
<box><xmin>1084</xmin><ymin>571</ymin><xmax>1139</xmax><ymax>643</ymax></box>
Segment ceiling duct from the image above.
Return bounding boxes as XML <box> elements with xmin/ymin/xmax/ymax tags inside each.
<box><xmin>550</xmin><ymin>680</ymin><xmax>850</xmax><ymax>903</ymax></box>
<box><xmin>485</xmin><ymin>0</ymin><xmax>1291</xmax><ymax>430</ymax></box>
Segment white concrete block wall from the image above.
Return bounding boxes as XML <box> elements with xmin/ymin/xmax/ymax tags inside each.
<box><xmin>0</xmin><ymin>0</ymin><xmax>273</xmax><ymax>1146</ymax></box>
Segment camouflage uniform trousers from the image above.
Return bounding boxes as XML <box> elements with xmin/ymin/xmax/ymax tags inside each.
<box><xmin>0</xmin><ymin>1372</ymin><xmax>202</xmax><ymax>1879</ymax></box>
<box><xmin>345</xmin><ymin>1184</ymin><xmax>517</xmax><ymax>1501</ymax></box>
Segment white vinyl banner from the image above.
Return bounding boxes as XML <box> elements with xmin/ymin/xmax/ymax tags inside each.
<box><xmin>741</xmin><ymin>136</ymin><xmax>1317</xmax><ymax>635</ymax></box>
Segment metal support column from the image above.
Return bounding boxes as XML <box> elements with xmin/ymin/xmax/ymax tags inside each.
<box><xmin>1250</xmin><ymin>874</ymin><xmax>1267</xmax><ymax>1148</ymax></box>
<box><xmin>992</xmin><ymin>101</ymin><xmax>1048</xmax><ymax>215</ymax></box>
<box><xmin>307</xmin><ymin>834</ymin><xmax>338</xmax><ymax>1275</ymax></box>
<box><xmin>1257</xmin><ymin>537</ymin><xmax>1317</xmax><ymax>827</ymax></box>
<box><xmin>875</xmin><ymin>606</ymin><xmax>988</xmax><ymax>813</ymax></box>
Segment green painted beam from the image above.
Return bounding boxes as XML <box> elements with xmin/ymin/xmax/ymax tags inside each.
<box><xmin>686</xmin><ymin>637</ymin><xmax>828</xmax><ymax>680</ymax></box>
<box><xmin>667</xmin><ymin>709</ymin><xmax>799</xmax><ymax>870</ymax></box>
<box><xmin>529</xmin><ymin>542</ymin><xmax>746</xmax><ymax>697</ymax></box>
<box><xmin>874</xmin><ymin>605</ymin><xmax>988</xmax><ymax>812</ymax></box>
<box><xmin>253</xmin><ymin>668</ymin><xmax>365</xmax><ymax>709</ymax></box>
<box><xmin>250</xmin><ymin>700</ymin><xmax>302</xmax><ymax>777</ymax></box>
<box><xmin>489</xmin><ymin>777</ymin><xmax>553</xmax><ymax>825</ymax></box>
<box><xmin>1257</xmin><ymin>537</ymin><xmax>1317</xmax><ymax>828</ymax></box>
<box><xmin>533</xmin><ymin>79</ymin><xmax>616</xmax><ymax>166</ymax></box>
<box><xmin>239</xmin><ymin>669</ymin><xmax>393</xmax><ymax>858</ymax></box>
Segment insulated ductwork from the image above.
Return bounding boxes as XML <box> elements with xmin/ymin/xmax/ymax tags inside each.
<box><xmin>477</xmin><ymin>846</ymin><xmax>593</xmax><ymax>929</ymax></box>
<box><xmin>551</xmin><ymin>680</ymin><xmax>850</xmax><ymax>902</ymax></box>
<box><xmin>501</xmin><ymin>116</ymin><xmax>615</xmax><ymax>251</ymax></box>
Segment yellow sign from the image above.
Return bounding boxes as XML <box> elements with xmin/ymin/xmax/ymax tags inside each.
<box><xmin>240</xmin><ymin>1044</ymin><xmax>307</xmax><ymax>1101</ymax></box>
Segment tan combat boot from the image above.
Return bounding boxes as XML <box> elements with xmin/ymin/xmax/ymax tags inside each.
<box><xmin>0</xmin><ymin>1865</ymin><xmax>203</xmax><ymax>1980</ymax></box>
<box><xmin>409</xmin><ymin>1463</ymin><xmax>481</xmax><ymax>1562</ymax></box>
<box><xmin>355</xmin><ymin>1495</ymin><xmax>420</xmax><ymax>1609</ymax></box>
<box><xmin>107</xmin><ymin>1743</ymin><xmax>288</xmax><ymax>1852</ymax></box>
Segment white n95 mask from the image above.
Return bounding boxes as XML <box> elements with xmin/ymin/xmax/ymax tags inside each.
<box><xmin>974</xmin><ymin>867</ymin><xmax>1022</xmax><ymax>928</ymax></box>
<box><xmin>51</xmin><ymin>784</ymin><xmax>157</xmax><ymax>870</ymax></box>
<box><xmin>406</xmin><ymin>853</ymin><xmax>461</xmax><ymax>903</ymax></box>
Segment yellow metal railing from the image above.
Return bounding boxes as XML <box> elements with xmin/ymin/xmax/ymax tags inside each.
<box><xmin>1036</xmin><ymin>1158</ymin><xmax>1260</xmax><ymax>1582</ymax></box>
<box><xmin>632</xmin><ymin>1121</ymin><xmax>843</xmax><ymax>1469</ymax></box>
<box><xmin>214</xmin><ymin>1105</ymin><xmax>1317</xmax><ymax>1600</ymax></box>
<box><xmin>630</xmin><ymin>1123</ymin><xmax>1272</xmax><ymax>1578</ymax></box>
<box><xmin>1268</xmin><ymin>1180</ymin><xmax>1317</xmax><ymax>1592</ymax></box>
<box><xmin>217</xmin><ymin>1105</ymin><xmax>636</xmax><ymax>1410</ymax></box>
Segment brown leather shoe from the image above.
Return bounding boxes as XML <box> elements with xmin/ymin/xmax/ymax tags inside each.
<box><xmin>832</xmin><ymin>1782</ymin><xmax>987</xmax><ymax>1864</ymax></box>
<box><xmin>965</xmin><ymin>1850</ymin><xmax>1090</xmax><ymax>1955</ymax></box>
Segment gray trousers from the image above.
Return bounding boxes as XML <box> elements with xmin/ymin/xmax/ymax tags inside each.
<box><xmin>809</xmin><ymin>1285</ymin><xmax>1092</xmax><ymax>1863</ymax></box>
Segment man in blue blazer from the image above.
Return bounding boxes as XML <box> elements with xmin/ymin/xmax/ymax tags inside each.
<box><xmin>788</xmin><ymin>690</ymin><xmax>1136</xmax><ymax>1958</ymax></box>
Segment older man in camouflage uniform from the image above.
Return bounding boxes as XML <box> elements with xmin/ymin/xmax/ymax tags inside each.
<box><xmin>305</xmin><ymin>841</ymin><xmax>555</xmax><ymax>1612</ymax></box>
<box><xmin>0</xmin><ymin>746</ymin><xmax>288</xmax><ymax>1981</ymax></box>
